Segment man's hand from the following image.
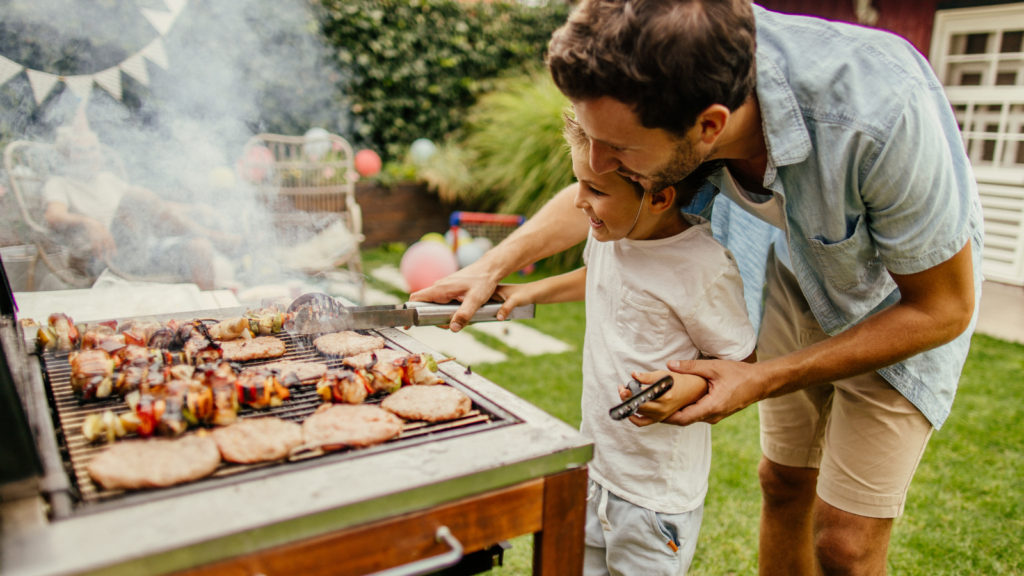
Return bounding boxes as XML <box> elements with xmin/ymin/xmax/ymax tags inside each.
<box><xmin>617</xmin><ymin>369</ymin><xmax>710</xmax><ymax>427</ymax></box>
<box><xmin>658</xmin><ymin>358</ymin><xmax>769</xmax><ymax>426</ymax></box>
<box><xmin>410</xmin><ymin>261</ymin><xmax>503</xmax><ymax>332</ymax></box>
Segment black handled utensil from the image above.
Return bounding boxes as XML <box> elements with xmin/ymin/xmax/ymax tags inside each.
<box><xmin>609</xmin><ymin>375</ymin><xmax>674</xmax><ymax>421</ymax></box>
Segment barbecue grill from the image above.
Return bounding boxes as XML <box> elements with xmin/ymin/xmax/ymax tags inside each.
<box><xmin>0</xmin><ymin>264</ymin><xmax>592</xmax><ymax>575</ymax></box>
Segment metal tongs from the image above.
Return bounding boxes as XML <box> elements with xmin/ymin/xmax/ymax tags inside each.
<box><xmin>608</xmin><ymin>375</ymin><xmax>674</xmax><ymax>420</ymax></box>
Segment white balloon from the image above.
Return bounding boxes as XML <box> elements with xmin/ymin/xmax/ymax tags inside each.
<box><xmin>409</xmin><ymin>138</ymin><xmax>437</xmax><ymax>165</ymax></box>
<box><xmin>472</xmin><ymin>236</ymin><xmax>493</xmax><ymax>252</ymax></box>
<box><xmin>304</xmin><ymin>127</ymin><xmax>331</xmax><ymax>161</ymax></box>
<box><xmin>456</xmin><ymin>242</ymin><xmax>486</xmax><ymax>269</ymax></box>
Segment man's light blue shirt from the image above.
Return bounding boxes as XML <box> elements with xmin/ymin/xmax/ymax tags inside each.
<box><xmin>687</xmin><ymin>7</ymin><xmax>984</xmax><ymax>429</ymax></box>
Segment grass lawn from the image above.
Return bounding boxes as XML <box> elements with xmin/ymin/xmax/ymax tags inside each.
<box><xmin>360</xmin><ymin>248</ymin><xmax>1024</xmax><ymax>575</ymax></box>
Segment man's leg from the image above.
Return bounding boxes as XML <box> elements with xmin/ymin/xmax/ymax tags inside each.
<box><xmin>758</xmin><ymin>458</ymin><xmax>818</xmax><ymax>576</ymax></box>
<box><xmin>812</xmin><ymin>498</ymin><xmax>892</xmax><ymax>576</ymax></box>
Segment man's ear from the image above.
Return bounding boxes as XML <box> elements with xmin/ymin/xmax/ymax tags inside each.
<box><xmin>696</xmin><ymin>104</ymin><xmax>730</xmax><ymax>145</ymax></box>
<box><xmin>648</xmin><ymin>186</ymin><xmax>676</xmax><ymax>215</ymax></box>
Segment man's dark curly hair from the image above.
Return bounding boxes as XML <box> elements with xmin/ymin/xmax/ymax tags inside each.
<box><xmin>547</xmin><ymin>0</ymin><xmax>757</xmax><ymax>137</ymax></box>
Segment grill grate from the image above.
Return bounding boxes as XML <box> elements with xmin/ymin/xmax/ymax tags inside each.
<box><xmin>40</xmin><ymin>330</ymin><xmax>519</xmax><ymax>509</ymax></box>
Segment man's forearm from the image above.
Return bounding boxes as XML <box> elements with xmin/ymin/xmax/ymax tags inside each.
<box><xmin>760</xmin><ymin>241</ymin><xmax>976</xmax><ymax>399</ymax></box>
<box><xmin>477</xmin><ymin>183</ymin><xmax>588</xmax><ymax>279</ymax></box>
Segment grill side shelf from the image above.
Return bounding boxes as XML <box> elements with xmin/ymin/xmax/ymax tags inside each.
<box><xmin>40</xmin><ymin>329</ymin><xmax>521</xmax><ymax>513</ymax></box>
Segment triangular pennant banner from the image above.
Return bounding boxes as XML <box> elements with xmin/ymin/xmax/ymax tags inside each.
<box><xmin>142</xmin><ymin>38</ymin><xmax>170</xmax><ymax>70</ymax></box>
<box><xmin>163</xmin><ymin>0</ymin><xmax>187</xmax><ymax>18</ymax></box>
<box><xmin>93</xmin><ymin>67</ymin><xmax>122</xmax><ymax>101</ymax></box>
<box><xmin>0</xmin><ymin>54</ymin><xmax>23</xmax><ymax>87</ymax></box>
<box><xmin>63</xmin><ymin>75</ymin><xmax>94</xmax><ymax>100</ymax></box>
<box><xmin>141</xmin><ymin>8</ymin><xmax>175</xmax><ymax>36</ymax></box>
<box><xmin>26</xmin><ymin>69</ymin><xmax>60</xmax><ymax>105</ymax></box>
<box><xmin>119</xmin><ymin>53</ymin><xmax>150</xmax><ymax>86</ymax></box>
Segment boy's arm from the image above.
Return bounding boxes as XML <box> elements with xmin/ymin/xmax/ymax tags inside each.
<box><xmin>493</xmin><ymin>266</ymin><xmax>587</xmax><ymax>320</ymax></box>
<box><xmin>621</xmin><ymin>351</ymin><xmax>755</xmax><ymax>427</ymax></box>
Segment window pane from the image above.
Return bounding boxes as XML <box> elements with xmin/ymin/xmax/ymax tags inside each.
<box><xmin>1001</xmin><ymin>30</ymin><xmax>1024</xmax><ymax>53</ymax></box>
<box><xmin>997</xmin><ymin>72</ymin><xmax>1018</xmax><ymax>85</ymax></box>
<box><xmin>967</xmin><ymin>33</ymin><xmax>991</xmax><ymax>54</ymax></box>
<box><xmin>1017</xmin><ymin>127</ymin><xmax>1024</xmax><ymax>165</ymax></box>
<box><xmin>947</xmin><ymin>61</ymin><xmax>988</xmax><ymax>85</ymax></box>
<box><xmin>951</xmin><ymin>33</ymin><xmax>993</xmax><ymax>55</ymax></box>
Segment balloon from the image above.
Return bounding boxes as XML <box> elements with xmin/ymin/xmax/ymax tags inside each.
<box><xmin>240</xmin><ymin>146</ymin><xmax>275</xmax><ymax>182</ymax></box>
<box><xmin>472</xmin><ymin>236</ymin><xmax>493</xmax><ymax>253</ymax></box>
<box><xmin>420</xmin><ymin>232</ymin><xmax>447</xmax><ymax>245</ymax></box>
<box><xmin>304</xmin><ymin>127</ymin><xmax>331</xmax><ymax>161</ymax></box>
<box><xmin>355</xmin><ymin>149</ymin><xmax>382</xmax><ymax>177</ymax></box>
<box><xmin>400</xmin><ymin>241</ymin><xmax>459</xmax><ymax>293</ymax></box>
<box><xmin>456</xmin><ymin>242</ymin><xmax>486</xmax><ymax>269</ymax></box>
<box><xmin>409</xmin><ymin>138</ymin><xmax>437</xmax><ymax>165</ymax></box>
<box><xmin>444</xmin><ymin>227</ymin><xmax>472</xmax><ymax>248</ymax></box>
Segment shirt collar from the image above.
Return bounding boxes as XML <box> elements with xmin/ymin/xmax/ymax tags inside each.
<box><xmin>753</xmin><ymin>41</ymin><xmax>812</xmax><ymax>184</ymax></box>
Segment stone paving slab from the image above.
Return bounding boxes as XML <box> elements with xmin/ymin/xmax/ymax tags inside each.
<box><xmin>977</xmin><ymin>280</ymin><xmax>1024</xmax><ymax>345</ymax></box>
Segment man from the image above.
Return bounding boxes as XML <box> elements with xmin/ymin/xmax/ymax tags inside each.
<box><xmin>43</xmin><ymin>108</ymin><xmax>240</xmax><ymax>290</ymax></box>
<box><xmin>413</xmin><ymin>1</ymin><xmax>983</xmax><ymax>574</ymax></box>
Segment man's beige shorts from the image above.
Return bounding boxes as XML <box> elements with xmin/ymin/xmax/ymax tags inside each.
<box><xmin>757</xmin><ymin>249</ymin><xmax>934</xmax><ymax>519</ymax></box>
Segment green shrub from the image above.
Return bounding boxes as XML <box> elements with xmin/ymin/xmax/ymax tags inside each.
<box><xmin>318</xmin><ymin>0</ymin><xmax>569</xmax><ymax>159</ymax></box>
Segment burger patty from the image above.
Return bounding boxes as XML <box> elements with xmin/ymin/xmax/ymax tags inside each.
<box><xmin>247</xmin><ymin>360</ymin><xmax>328</xmax><ymax>383</ymax></box>
<box><xmin>87</xmin><ymin>435</ymin><xmax>221</xmax><ymax>490</ymax></box>
<box><xmin>301</xmin><ymin>404</ymin><xmax>403</xmax><ymax>451</ymax></box>
<box><xmin>342</xmin><ymin>348</ymin><xmax>406</xmax><ymax>369</ymax></box>
<box><xmin>212</xmin><ymin>417</ymin><xmax>303</xmax><ymax>463</ymax></box>
<box><xmin>313</xmin><ymin>331</ymin><xmax>385</xmax><ymax>358</ymax></box>
<box><xmin>381</xmin><ymin>385</ymin><xmax>472</xmax><ymax>423</ymax></box>
<box><xmin>220</xmin><ymin>336</ymin><xmax>286</xmax><ymax>361</ymax></box>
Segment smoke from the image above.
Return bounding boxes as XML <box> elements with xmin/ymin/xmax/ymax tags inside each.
<box><xmin>0</xmin><ymin>0</ymin><xmax>360</xmax><ymax>296</ymax></box>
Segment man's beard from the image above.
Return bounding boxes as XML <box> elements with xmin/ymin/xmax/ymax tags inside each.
<box><xmin>642</xmin><ymin>137</ymin><xmax>709</xmax><ymax>193</ymax></box>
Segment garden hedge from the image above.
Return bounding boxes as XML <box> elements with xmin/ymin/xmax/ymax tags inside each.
<box><xmin>318</xmin><ymin>0</ymin><xmax>570</xmax><ymax>159</ymax></box>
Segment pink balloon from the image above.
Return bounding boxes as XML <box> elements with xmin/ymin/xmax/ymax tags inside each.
<box><xmin>240</xmin><ymin>146</ymin><xmax>275</xmax><ymax>182</ymax></box>
<box><xmin>400</xmin><ymin>241</ymin><xmax>458</xmax><ymax>293</ymax></box>
<box><xmin>354</xmin><ymin>149</ymin><xmax>382</xmax><ymax>177</ymax></box>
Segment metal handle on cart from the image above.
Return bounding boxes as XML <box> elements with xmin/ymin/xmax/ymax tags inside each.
<box><xmin>365</xmin><ymin>526</ymin><xmax>464</xmax><ymax>576</ymax></box>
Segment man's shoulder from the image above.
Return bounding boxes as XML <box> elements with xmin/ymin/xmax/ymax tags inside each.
<box><xmin>755</xmin><ymin>6</ymin><xmax>941</xmax><ymax>140</ymax></box>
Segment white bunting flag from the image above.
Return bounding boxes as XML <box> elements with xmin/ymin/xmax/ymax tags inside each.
<box><xmin>141</xmin><ymin>8</ymin><xmax>175</xmax><ymax>36</ymax></box>
<box><xmin>163</xmin><ymin>0</ymin><xmax>187</xmax><ymax>18</ymax></box>
<box><xmin>63</xmin><ymin>75</ymin><xmax>95</xmax><ymax>100</ymax></box>
<box><xmin>0</xmin><ymin>54</ymin><xmax>23</xmax><ymax>87</ymax></box>
<box><xmin>26</xmin><ymin>69</ymin><xmax>60</xmax><ymax>105</ymax></box>
<box><xmin>93</xmin><ymin>67</ymin><xmax>122</xmax><ymax>101</ymax></box>
<box><xmin>142</xmin><ymin>38</ymin><xmax>170</xmax><ymax>70</ymax></box>
<box><xmin>119</xmin><ymin>53</ymin><xmax>150</xmax><ymax>86</ymax></box>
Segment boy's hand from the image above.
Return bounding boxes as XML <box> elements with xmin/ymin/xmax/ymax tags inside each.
<box><xmin>493</xmin><ymin>283</ymin><xmax>536</xmax><ymax>321</ymax></box>
<box><xmin>617</xmin><ymin>370</ymin><xmax>709</xmax><ymax>427</ymax></box>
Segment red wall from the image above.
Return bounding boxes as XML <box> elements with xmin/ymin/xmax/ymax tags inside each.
<box><xmin>759</xmin><ymin>0</ymin><xmax>941</xmax><ymax>56</ymax></box>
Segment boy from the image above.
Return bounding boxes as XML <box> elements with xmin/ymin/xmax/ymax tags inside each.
<box><xmin>493</xmin><ymin>116</ymin><xmax>756</xmax><ymax>575</ymax></box>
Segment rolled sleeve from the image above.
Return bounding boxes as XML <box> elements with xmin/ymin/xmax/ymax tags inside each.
<box><xmin>860</xmin><ymin>83</ymin><xmax>978</xmax><ymax>276</ymax></box>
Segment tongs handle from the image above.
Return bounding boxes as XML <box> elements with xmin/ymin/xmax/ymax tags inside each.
<box><xmin>405</xmin><ymin>301</ymin><xmax>535</xmax><ymax>327</ymax></box>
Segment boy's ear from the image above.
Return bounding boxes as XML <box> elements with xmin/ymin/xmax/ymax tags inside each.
<box><xmin>648</xmin><ymin>186</ymin><xmax>676</xmax><ymax>215</ymax></box>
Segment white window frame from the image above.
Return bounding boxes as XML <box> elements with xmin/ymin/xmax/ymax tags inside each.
<box><xmin>932</xmin><ymin>3</ymin><xmax>1024</xmax><ymax>285</ymax></box>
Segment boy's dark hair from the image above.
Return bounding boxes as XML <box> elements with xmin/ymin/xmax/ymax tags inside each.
<box><xmin>548</xmin><ymin>0</ymin><xmax>757</xmax><ymax>137</ymax></box>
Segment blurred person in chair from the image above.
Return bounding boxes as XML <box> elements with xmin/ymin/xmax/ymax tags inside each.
<box><xmin>42</xmin><ymin>108</ymin><xmax>241</xmax><ymax>290</ymax></box>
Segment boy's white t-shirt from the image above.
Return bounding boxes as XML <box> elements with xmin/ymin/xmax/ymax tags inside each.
<box><xmin>580</xmin><ymin>215</ymin><xmax>756</xmax><ymax>514</ymax></box>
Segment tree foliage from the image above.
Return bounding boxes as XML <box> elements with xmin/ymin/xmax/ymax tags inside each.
<box><xmin>318</xmin><ymin>0</ymin><xmax>569</xmax><ymax>159</ymax></box>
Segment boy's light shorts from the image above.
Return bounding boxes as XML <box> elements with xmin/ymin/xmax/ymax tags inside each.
<box><xmin>757</xmin><ymin>249</ymin><xmax>934</xmax><ymax>519</ymax></box>
<box><xmin>584</xmin><ymin>480</ymin><xmax>703</xmax><ymax>576</ymax></box>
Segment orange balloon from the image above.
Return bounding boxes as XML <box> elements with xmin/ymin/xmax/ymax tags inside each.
<box><xmin>354</xmin><ymin>149</ymin><xmax>382</xmax><ymax>177</ymax></box>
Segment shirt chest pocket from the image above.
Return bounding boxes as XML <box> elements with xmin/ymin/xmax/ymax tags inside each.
<box><xmin>616</xmin><ymin>288</ymin><xmax>669</xmax><ymax>353</ymax></box>
<box><xmin>806</xmin><ymin>214</ymin><xmax>888</xmax><ymax>292</ymax></box>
